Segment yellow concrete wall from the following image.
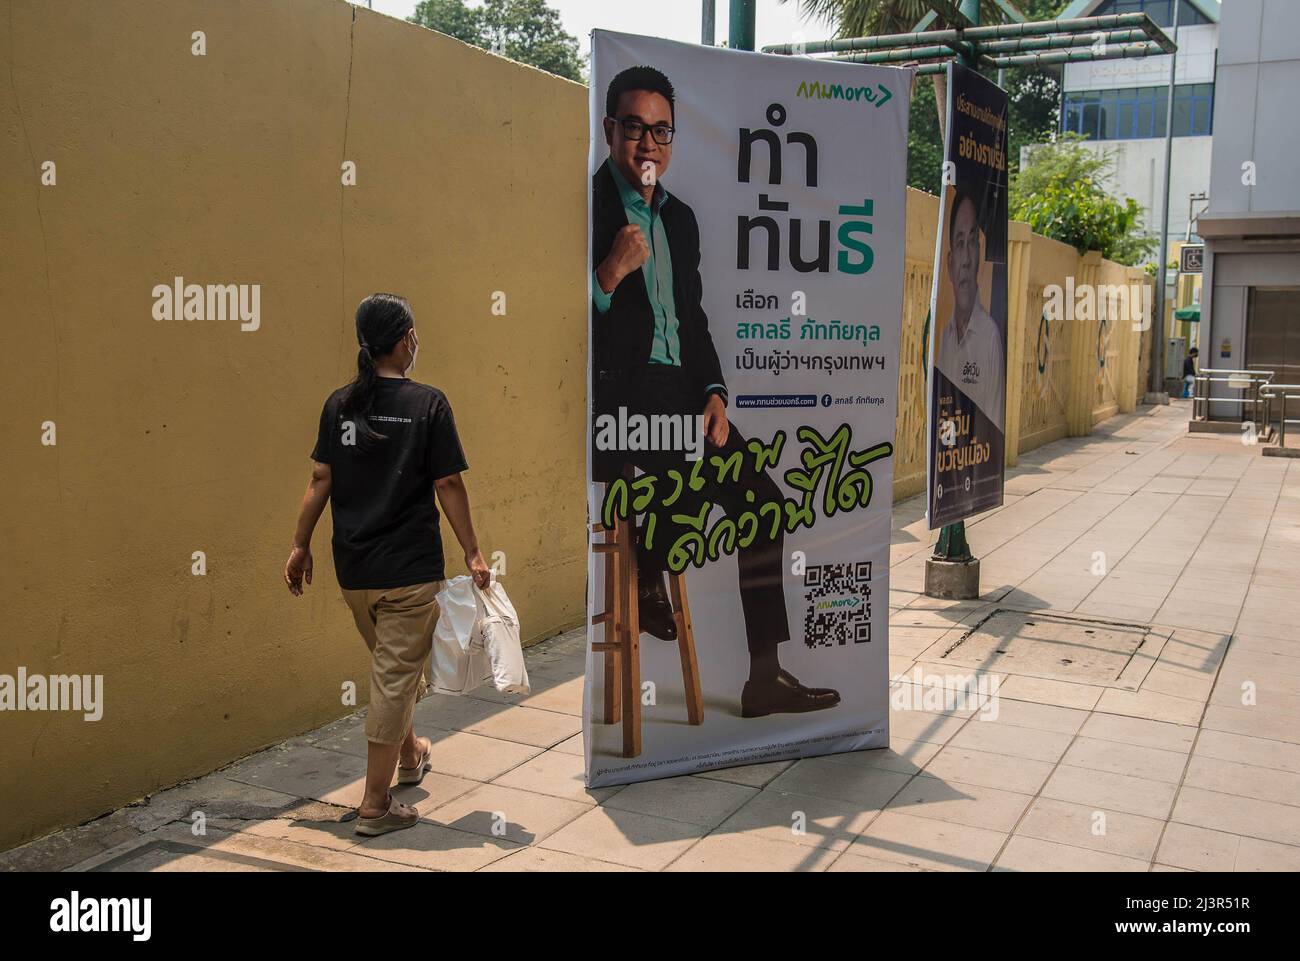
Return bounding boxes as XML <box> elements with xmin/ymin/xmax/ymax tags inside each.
<box><xmin>0</xmin><ymin>0</ymin><xmax>1154</xmax><ymax>851</ymax></box>
<box><xmin>0</xmin><ymin>0</ymin><xmax>587</xmax><ymax>850</ymax></box>
<box><xmin>890</xmin><ymin>191</ymin><xmax>1150</xmax><ymax>495</ymax></box>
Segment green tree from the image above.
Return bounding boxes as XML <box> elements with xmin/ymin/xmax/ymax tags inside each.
<box><xmin>1004</xmin><ymin>0</ymin><xmax>1065</xmax><ymax>180</ymax></box>
<box><xmin>409</xmin><ymin>0</ymin><xmax>584</xmax><ymax>83</ymax></box>
<box><xmin>409</xmin><ymin>0</ymin><xmax>484</xmax><ymax>45</ymax></box>
<box><xmin>908</xmin><ymin>77</ymin><xmax>943</xmax><ymax>192</ymax></box>
<box><xmin>1010</xmin><ymin>135</ymin><xmax>1157</xmax><ymax>265</ymax></box>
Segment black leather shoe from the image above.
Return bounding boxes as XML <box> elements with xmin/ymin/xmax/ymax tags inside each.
<box><xmin>741</xmin><ymin>670</ymin><xmax>841</xmax><ymax>717</ymax></box>
<box><xmin>778</xmin><ymin>668</ymin><xmax>837</xmax><ymax>698</ymax></box>
<box><xmin>637</xmin><ymin>576</ymin><xmax>678</xmax><ymax>641</ymax></box>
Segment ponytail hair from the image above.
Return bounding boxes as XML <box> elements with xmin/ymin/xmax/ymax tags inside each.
<box><xmin>340</xmin><ymin>292</ymin><xmax>414</xmax><ymax>451</ymax></box>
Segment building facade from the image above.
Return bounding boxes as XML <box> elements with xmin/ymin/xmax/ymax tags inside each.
<box><xmin>1198</xmin><ymin>0</ymin><xmax>1300</xmax><ymax>418</ymax></box>
<box><xmin>1048</xmin><ymin>0</ymin><xmax>1221</xmax><ymax>245</ymax></box>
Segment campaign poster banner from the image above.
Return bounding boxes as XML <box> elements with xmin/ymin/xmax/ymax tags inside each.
<box><xmin>584</xmin><ymin>30</ymin><xmax>912</xmax><ymax>787</ymax></box>
<box><xmin>925</xmin><ymin>62</ymin><xmax>1009</xmax><ymax>529</ymax></box>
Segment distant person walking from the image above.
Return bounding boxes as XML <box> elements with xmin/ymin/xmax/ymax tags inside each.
<box><xmin>1183</xmin><ymin>347</ymin><xmax>1199</xmax><ymax>398</ymax></box>
<box><xmin>283</xmin><ymin>293</ymin><xmax>490</xmax><ymax>836</ymax></box>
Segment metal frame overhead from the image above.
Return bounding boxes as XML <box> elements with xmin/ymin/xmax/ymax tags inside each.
<box><xmin>761</xmin><ymin>11</ymin><xmax>1175</xmax><ymax>77</ymax></box>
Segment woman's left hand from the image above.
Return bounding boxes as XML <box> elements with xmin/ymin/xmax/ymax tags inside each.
<box><xmin>284</xmin><ymin>545</ymin><xmax>313</xmax><ymax>596</ymax></box>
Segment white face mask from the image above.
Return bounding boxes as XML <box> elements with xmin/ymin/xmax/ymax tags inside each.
<box><xmin>404</xmin><ymin>330</ymin><xmax>419</xmax><ymax>375</ymax></box>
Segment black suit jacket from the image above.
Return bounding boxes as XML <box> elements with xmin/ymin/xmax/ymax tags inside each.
<box><xmin>591</xmin><ymin>162</ymin><xmax>726</xmax><ymax>427</ymax></box>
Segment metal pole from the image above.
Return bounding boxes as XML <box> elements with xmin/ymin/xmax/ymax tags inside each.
<box><xmin>958</xmin><ymin>0</ymin><xmax>979</xmax><ymax>63</ymax></box>
<box><xmin>729</xmin><ymin>0</ymin><xmax>755</xmax><ymax>51</ymax></box>
<box><xmin>1150</xmin><ymin>0</ymin><xmax>1181</xmax><ymax>394</ymax></box>
<box><xmin>702</xmin><ymin>0</ymin><xmax>715</xmax><ymax>47</ymax></box>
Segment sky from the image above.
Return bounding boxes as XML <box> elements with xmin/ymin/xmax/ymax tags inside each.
<box><xmin>355</xmin><ymin>0</ymin><xmax>837</xmax><ymax>53</ymax></box>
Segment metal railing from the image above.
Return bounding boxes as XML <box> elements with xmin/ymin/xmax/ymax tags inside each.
<box><xmin>1191</xmin><ymin>368</ymin><xmax>1275</xmax><ymax>435</ymax></box>
<box><xmin>1258</xmin><ymin>383</ymin><xmax>1300</xmax><ymax>450</ymax></box>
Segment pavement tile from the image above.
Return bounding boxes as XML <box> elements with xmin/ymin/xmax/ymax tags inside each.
<box><xmin>1201</xmin><ymin>704</ymin><xmax>1300</xmax><ymax>745</ymax></box>
<box><xmin>826</xmin><ymin>850</ymin><xmax>930</xmax><ymax>871</ymax></box>
<box><xmin>352</xmin><ymin>821</ymin><xmax>520</xmax><ymax>871</ymax></box>
<box><xmin>479</xmin><ymin>847</ymin><xmax>640</xmax><ymax>872</ymax></box>
<box><xmin>1079</xmin><ymin>713</ymin><xmax>1196</xmax><ymax>754</ymax></box>
<box><xmin>992</xmin><ymin>835</ymin><xmax>1149</xmax><ymax>872</ymax></box>
<box><xmin>459</xmin><ymin>705</ymin><xmax>583</xmax><ymax>748</ymax></box>
<box><xmin>1040</xmin><ymin>764</ymin><xmax>1178</xmax><ymax>820</ymax></box>
<box><xmin>995</xmin><ymin>675</ymin><xmax>1105</xmax><ymax>711</ymax></box>
<box><xmin>426</xmin><ymin>783</ymin><xmax>591</xmax><ymax>845</ymax></box>
<box><xmin>666</xmin><ymin>832</ymin><xmax>839</xmax><ymax>871</ymax></box>
<box><xmin>75</xmin><ymin>822</ymin><xmax>424</xmax><ymax>873</ymax></box>
<box><xmin>1182</xmin><ymin>755</ymin><xmax>1300</xmax><ymax>807</ymax></box>
<box><xmin>1094</xmin><ymin>688</ymin><xmax>1206</xmax><ymax>726</ymax></box>
<box><xmin>414</xmin><ymin>731</ymin><xmax>543</xmax><ymax>782</ymax></box>
<box><xmin>850</xmin><ymin>811</ymin><xmax>1007</xmax><ymax>872</ymax></box>
<box><xmin>766</xmin><ymin>758</ymin><xmax>913</xmax><ymax>807</ymax></box>
<box><xmin>886</xmin><ymin>776</ymin><xmax>1034</xmax><ymax>833</ymax></box>
<box><xmin>1193</xmin><ymin>729</ymin><xmax>1300</xmax><ymax>774</ymax></box>
<box><xmin>714</xmin><ymin>790</ymin><xmax>879</xmax><ymax>852</ymax></box>
<box><xmin>1172</xmin><ymin>786</ymin><xmax>1300</xmax><ymax>847</ymax></box>
<box><xmin>983</xmin><ymin>699</ymin><xmax>1090</xmax><ymax>735</ymax></box>
<box><xmin>817</xmin><ymin>738</ymin><xmax>942</xmax><ymax>775</ymax></box>
<box><xmin>235</xmin><ymin>816</ymin><xmax>364</xmax><ymax>852</ymax></box>
<box><xmin>471</xmin><ymin>674</ymin><xmax>584</xmax><ymax>716</ymax></box>
<box><xmin>0</xmin><ymin>810</ymin><xmax>145</xmax><ymax>873</ymax></box>
<box><xmin>947</xmin><ymin>720</ymin><xmax>1073</xmax><ymax>763</ymax></box>
<box><xmin>551</xmin><ymin>733</ymin><xmax>584</xmax><ymax>756</ymax></box>
<box><xmin>921</xmin><ymin>745</ymin><xmax>1056</xmax><ymax>795</ymax></box>
<box><xmin>601</xmin><ymin>775</ymin><xmax>758</xmax><ymax>828</ymax></box>
<box><xmin>493</xmin><ymin>749</ymin><xmax>621</xmax><ymax>804</ymax></box>
<box><xmin>538</xmin><ymin>807</ymin><xmax>703</xmax><ymax>871</ymax></box>
<box><xmin>694</xmin><ymin>760</ymin><xmax>794</xmax><ymax>788</ymax></box>
<box><xmin>1060</xmin><ymin>736</ymin><xmax>1189</xmax><ymax>784</ymax></box>
<box><xmin>223</xmin><ymin>745</ymin><xmax>370</xmax><ymax>808</ymax></box>
<box><xmin>1016</xmin><ymin>797</ymin><xmax>1164</xmax><ymax>861</ymax></box>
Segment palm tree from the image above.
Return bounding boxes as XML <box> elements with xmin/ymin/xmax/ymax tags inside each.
<box><xmin>781</xmin><ymin>1</ymin><xmax>1022</xmax><ymax>134</ymax></box>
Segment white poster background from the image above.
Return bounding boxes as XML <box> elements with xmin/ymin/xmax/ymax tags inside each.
<box><xmin>585</xmin><ymin>31</ymin><xmax>911</xmax><ymax>787</ymax></box>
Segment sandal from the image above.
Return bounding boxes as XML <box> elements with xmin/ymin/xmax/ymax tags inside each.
<box><xmin>397</xmin><ymin>736</ymin><xmax>433</xmax><ymax>786</ymax></box>
<box><xmin>354</xmin><ymin>794</ymin><xmax>419</xmax><ymax>837</ymax></box>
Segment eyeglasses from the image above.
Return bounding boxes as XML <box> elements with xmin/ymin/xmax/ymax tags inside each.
<box><xmin>611</xmin><ymin>117</ymin><xmax>675</xmax><ymax>145</ymax></box>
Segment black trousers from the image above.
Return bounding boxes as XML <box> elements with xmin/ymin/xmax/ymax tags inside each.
<box><xmin>618</xmin><ymin>365</ymin><xmax>788</xmax><ymax>654</ymax></box>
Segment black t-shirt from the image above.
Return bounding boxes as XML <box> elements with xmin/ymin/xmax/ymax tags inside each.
<box><xmin>311</xmin><ymin>378</ymin><xmax>468</xmax><ymax>590</ymax></box>
<box><xmin>1183</xmin><ymin>356</ymin><xmax>1197</xmax><ymax>377</ymax></box>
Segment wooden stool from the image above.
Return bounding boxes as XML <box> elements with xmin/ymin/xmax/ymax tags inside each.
<box><xmin>591</xmin><ymin>472</ymin><xmax>704</xmax><ymax>758</ymax></box>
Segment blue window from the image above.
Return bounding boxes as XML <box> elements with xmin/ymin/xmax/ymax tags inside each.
<box><xmin>1061</xmin><ymin>83</ymin><xmax>1214</xmax><ymax>139</ymax></box>
<box><xmin>1092</xmin><ymin>0</ymin><xmax>1210</xmax><ymax>28</ymax></box>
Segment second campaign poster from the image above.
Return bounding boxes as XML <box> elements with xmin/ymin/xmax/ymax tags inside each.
<box><xmin>926</xmin><ymin>62</ymin><xmax>1009</xmax><ymax>528</ymax></box>
<box><xmin>584</xmin><ymin>30</ymin><xmax>912</xmax><ymax>787</ymax></box>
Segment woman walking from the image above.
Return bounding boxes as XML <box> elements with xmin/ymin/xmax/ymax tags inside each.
<box><xmin>284</xmin><ymin>293</ymin><xmax>490</xmax><ymax>836</ymax></box>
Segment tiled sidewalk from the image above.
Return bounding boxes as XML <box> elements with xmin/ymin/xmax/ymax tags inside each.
<box><xmin>5</xmin><ymin>401</ymin><xmax>1299</xmax><ymax>872</ymax></box>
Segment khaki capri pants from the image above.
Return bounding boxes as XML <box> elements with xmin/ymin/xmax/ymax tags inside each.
<box><xmin>341</xmin><ymin>580</ymin><xmax>444</xmax><ymax>745</ymax></box>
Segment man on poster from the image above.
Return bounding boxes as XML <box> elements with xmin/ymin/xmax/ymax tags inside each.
<box><xmin>936</xmin><ymin>188</ymin><xmax>1004</xmax><ymax>432</ymax></box>
<box><xmin>590</xmin><ymin>65</ymin><xmax>839</xmax><ymax>717</ymax></box>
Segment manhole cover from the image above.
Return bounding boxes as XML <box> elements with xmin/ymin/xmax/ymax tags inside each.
<box><xmin>940</xmin><ymin>610</ymin><xmax>1151</xmax><ymax>684</ymax></box>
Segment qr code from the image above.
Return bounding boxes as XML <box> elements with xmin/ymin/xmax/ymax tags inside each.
<box><xmin>803</xmin><ymin>561</ymin><xmax>872</xmax><ymax>648</ymax></box>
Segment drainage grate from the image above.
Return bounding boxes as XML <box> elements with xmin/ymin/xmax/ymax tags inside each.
<box><xmin>940</xmin><ymin>609</ymin><xmax>1152</xmax><ymax>685</ymax></box>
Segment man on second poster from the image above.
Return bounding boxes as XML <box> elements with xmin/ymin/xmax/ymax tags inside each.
<box><xmin>936</xmin><ymin>188</ymin><xmax>1005</xmax><ymax>432</ymax></box>
<box><xmin>590</xmin><ymin>65</ymin><xmax>839</xmax><ymax>717</ymax></box>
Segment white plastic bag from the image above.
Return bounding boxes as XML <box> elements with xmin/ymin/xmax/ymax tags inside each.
<box><xmin>430</xmin><ymin>576</ymin><xmax>492</xmax><ymax>695</ymax></box>
<box><xmin>474</xmin><ymin>580</ymin><xmax>530</xmax><ymax>695</ymax></box>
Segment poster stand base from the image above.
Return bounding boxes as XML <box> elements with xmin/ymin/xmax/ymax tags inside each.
<box><xmin>925</xmin><ymin>557</ymin><xmax>981</xmax><ymax>600</ymax></box>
